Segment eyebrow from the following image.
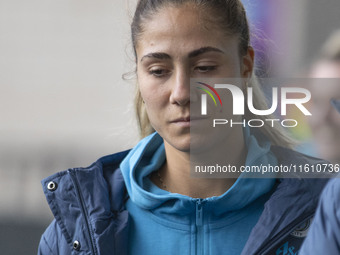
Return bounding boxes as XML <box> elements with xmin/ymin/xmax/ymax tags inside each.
<box><xmin>140</xmin><ymin>46</ymin><xmax>224</xmax><ymax>62</ymax></box>
<box><xmin>188</xmin><ymin>46</ymin><xmax>224</xmax><ymax>58</ymax></box>
<box><xmin>141</xmin><ymin>52</ymin><xmax>171</xmax><ymax>62</ymax></box>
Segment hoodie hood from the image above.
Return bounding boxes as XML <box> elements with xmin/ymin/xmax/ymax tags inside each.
<box><xmin>120</xmin><ymin>126</ymin><xmax>277</xmax><ymax>217</ymax></box>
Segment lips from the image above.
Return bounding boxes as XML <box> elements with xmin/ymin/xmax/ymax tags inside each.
<box><xmin>171</xmin><ymin>117</ymin><xmax>190</xmax><ymax>123</ymax></box>
<box><xmin>171</xmin><ymin>116</ymin><xmax>208</xmax><ymax>123</ymax></box>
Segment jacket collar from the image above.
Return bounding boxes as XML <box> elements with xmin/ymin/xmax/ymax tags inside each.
<box><xmin>241</xmin><ymin>146</ymin><xmax>329</xmax><ymax>254</ymax></box>
<box><xmin>41</xmin><ymin>150</ymin><xmax>130</xmax><ymax>255</ymax></box>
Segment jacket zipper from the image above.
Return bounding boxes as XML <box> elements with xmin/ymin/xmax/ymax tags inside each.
<box><xmin>68</xmin><ymin>169</ymin><xmax>97</xmax><ymax>255</ymax></box>
<box><xmin>196</xmin><ymin>199</ymin><xmax>204</xmax><ymax>255</ymax></box>
<box><xmin>256</xmin><ymin>213</ymin><xmax>314</xmax><ymax>254</ymax></box>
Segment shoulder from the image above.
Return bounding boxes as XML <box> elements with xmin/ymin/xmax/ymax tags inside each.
<box><xmin>322</xmin><ymin>177</ymin><xmax>340</xmax><ymax>193</ymax></box>
<box><xmin>299</xmin><ymin>178</ymin><xmax>340</xmax><ymax>254</ymax></box>
<box><xmin>318</xmin><ymin>178</ymin><xmax>340</xmax><ymax>212</ymax></box>
<box><xmin>38</xmin><ymin>220</ymin><xmax>68</xmax><ymax>255</ymax></box>
<box><xmin>312</xmin><ymin>178</ymin><xmax>340</xmax><ymax>233</ymax></box>
<box><xmin>39</xmin><ymin>149</ymin><xmax>131</xmax><ymax>254</ymax></box>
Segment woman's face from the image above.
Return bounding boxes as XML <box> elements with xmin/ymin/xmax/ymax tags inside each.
<box><xmin>136</xmin><ymin>4</ymin><xmax>253</xmax><ymax>152</ymax></box>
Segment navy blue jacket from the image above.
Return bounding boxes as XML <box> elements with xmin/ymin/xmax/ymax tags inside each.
<box><xmin>38</xmin><ymin>147</ymin><xmax>329</xmax><ymax>255</ymax></box>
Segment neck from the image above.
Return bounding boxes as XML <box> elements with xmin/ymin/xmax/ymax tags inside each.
<box><xmin>154</xmin><ymin>128</ymin><xmax>246</xmax><ymax>198</ymax></box>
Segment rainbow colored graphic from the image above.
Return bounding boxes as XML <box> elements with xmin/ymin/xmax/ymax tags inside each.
<box><xmin>196</xmin><ymin>82</ymin><xmax>223</xmax><ymax>106</ymax></box>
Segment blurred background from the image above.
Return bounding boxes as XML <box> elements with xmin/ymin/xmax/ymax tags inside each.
<box><xmin>1</xmin><ymin>0</ymin><xmax>340</xmax><ymax>254</ymax></box>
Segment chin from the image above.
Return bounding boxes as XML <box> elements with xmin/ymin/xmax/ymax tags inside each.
<box><xmin>163</xmin><ymin>135</ymin><xmax>191</xmax><ymax>153</ymax></box>
<box><xmin>172</xmin><ymin>139</ymin><xmax>191</xmax><ymax>152</ymax></box>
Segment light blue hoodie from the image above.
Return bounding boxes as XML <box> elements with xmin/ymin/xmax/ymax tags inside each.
<box><xmin>120</xmin><ymin>127</ymin><xmax>277</xmax><ymax>255</ymax></box>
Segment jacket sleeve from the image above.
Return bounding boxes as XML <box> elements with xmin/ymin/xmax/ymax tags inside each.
<box><xmin>37</xmin><ymin>219</ymin><xmax>70</xmax><ymax>255</ymax></box>
<box><xmin>299</xmin><ymin>178</ymin><xmax>340</xmax><ymax>254</ymax></box>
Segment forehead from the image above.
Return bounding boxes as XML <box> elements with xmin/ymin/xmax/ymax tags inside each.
<box><xmin>136</xmin><ymin>4</ymin><xmax>238</xmax><ymax>58</ymax></box>
<box><xmin>144</xmin><ymin>4</ymin><xmax>204</xmax><ymax>32</ymax></box>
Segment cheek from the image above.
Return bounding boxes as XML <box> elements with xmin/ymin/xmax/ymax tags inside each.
<box><xmin>139</xmin><ymin>85</ymin><xmax>168</xmax><ymax>107</ymax></box>
<box><xmin>138</xmin><ymin>80</ymin><xmax>170</xmax><ymax>116</ymax></box>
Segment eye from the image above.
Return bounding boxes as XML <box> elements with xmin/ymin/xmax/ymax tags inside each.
<box><xmin>195</xmin><ymin>66</ymin><xmax>217</xmax><ymax>73</ymax></box>
<box><xmin>148</xmin><ymin>68</ymin><xmax>171</xmax><ymax>78</ymax></box>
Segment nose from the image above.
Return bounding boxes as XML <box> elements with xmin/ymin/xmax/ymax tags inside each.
<box><xmin>170</xmin><ymin>68</ymin><xmax>190</xmax><ymax>106</ymax></box>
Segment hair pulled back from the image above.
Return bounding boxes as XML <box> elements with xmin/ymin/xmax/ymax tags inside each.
<box><xmin>130</xmin><ymin>0</ymin><xmax>294</xmax><ymax>148</ymax></box>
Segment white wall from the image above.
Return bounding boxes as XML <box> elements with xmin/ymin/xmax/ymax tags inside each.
<box><xmin>0</xmin><ymin>0</ymin><xmax>138</xmax><ymax>223</ymax></box>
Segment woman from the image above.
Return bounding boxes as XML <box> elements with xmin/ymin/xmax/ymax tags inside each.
<box><xmin>38</xmin><ymin>1</ymin><xmax>329</xmax><ymax>254</ymax></box>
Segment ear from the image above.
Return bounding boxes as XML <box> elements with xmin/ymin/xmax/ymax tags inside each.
<box><xmin>241</xmin><ymin>46</ymin><xmax>255</xmax><ymax>79</ymax></box>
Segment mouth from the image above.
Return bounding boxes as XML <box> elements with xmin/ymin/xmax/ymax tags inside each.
<box><xmin>171</xmin><ymin>116</ymin><xmax>209</xmax><ymax>126</ymax></box>
<box><xmin>171</xmin><ymin>117</ymin><xmax>190</xmax><ymax>123</ymax></box>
